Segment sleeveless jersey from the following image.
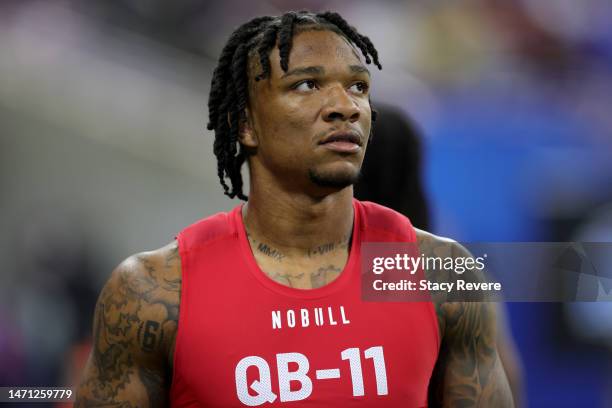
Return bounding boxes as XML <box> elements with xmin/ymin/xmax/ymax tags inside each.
<box><xmin>170</xmin><ymin>200</ymin><xmax>439</xmax><ymax>407</ymax></box>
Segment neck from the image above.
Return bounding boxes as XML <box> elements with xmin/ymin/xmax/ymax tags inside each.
<box><xmin>243</xmin><ymin>182</ymin><xmax>355</xmax><ymax>257</ymax></box>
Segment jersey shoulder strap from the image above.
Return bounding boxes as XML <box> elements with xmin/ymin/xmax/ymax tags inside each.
<box><xmin>356</xmin><ymin>200</ymin><xmax>416</xmax><ymax>243</ymax></box>
<box><xmin>177</xmin><ymin>208</ymin><xmax>237</xmax><ymax>252</ymax></box>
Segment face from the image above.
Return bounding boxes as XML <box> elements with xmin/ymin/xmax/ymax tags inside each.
<box><xmin>241</xmin><ymin>28</ymin><xmax>372</xmax><ymax>194</ymax></box>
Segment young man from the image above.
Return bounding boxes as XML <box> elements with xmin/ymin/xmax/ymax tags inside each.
<box><xmin>76</xmin><ymin>11</ymin><xmax>513</xmax><ymax>407</ymax></box>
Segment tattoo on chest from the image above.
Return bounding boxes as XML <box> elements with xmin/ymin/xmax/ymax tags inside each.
<box><xmin>267</xmin><ymin>265</ymin><xmax>342</xmax><ymax>289</ymax></box>
<box><xmin>310</xmin><ymin>265</ymin><xmax>342</xmax><ymax>288</ymax></box>
<box><xmin>270</xmin><ymin>272</ymin><xmax>305</xmax><ymax>287</ymax></box>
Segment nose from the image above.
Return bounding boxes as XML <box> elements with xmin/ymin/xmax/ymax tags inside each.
<box><xmin>321</xmin><ymin>86</ymin><xmax>360</xmax><ymax>123</ymax></box>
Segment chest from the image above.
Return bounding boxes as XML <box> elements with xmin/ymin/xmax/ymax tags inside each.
<box><xmin>170</xmin><ymin>282</ymin><xmax>438</xmax><ymax>407</ymax></box>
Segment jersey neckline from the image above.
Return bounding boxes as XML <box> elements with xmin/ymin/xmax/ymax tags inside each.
<box><xmin>233</xmin><ymin>199</ymin><xmax>361</xmax><ymax>300</ymax></box>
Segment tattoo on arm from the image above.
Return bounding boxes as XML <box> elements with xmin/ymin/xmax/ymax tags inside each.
<box><xmin>415</xmin><ymin>233</ymin><xmax>513</xmax><ymax>407</ymax></box>
<box><xmin>75</xmin><ymin>245</ymin><xmax>180</xmax><ymax>407</ymax></box>
<box><xmin>431</xmin><ymin>301</ymin><xmax>513</xmax><ymax>407</ymax></box>
<box><xmin>139</xmin><ymin>320</ymin><xmax>162</xmax><ymax>353</ymax></box>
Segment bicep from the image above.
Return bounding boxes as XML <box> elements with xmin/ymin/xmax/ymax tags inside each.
<box><xmin>75</xmin><ymin>260</ymin><xmax>168</xmax><ymax>407</ymax></box>
<box><xmin>76</xmin><ymin>353</ymin><xmax>160</xmax><ymax>407</ymax></box>
<box><xmin>429</xmin><ymin>302</ymin><xmax>514</xmax><ymax>408</ymax></box>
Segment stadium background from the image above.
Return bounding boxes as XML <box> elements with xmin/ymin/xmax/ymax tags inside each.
<box><xmin>1</xmin><ymin>0</ymin><xmax>611</xmax><ymax>406</ymax></box>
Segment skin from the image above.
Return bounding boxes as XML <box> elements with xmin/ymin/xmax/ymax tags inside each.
<box><xmin>75</xmin><ymin>29</ymin><xmax>514</xmax><ymax>407</ymax></box>
<box><xmin>75</xmin><ymin>242</ymin><xmax>180</xmax><ymax>407</ymax></box>
<box><xmin>415</xmin><ymin>229</ymin><xmax>515</xmax><ymax>407</ymax></box>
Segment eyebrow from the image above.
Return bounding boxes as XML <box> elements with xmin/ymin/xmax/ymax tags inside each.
<box><xmin>280</xmin><ymin>64</ymin><xmax>371</xmax><ymax>78</ymax></box>
<box><xmin>349</xmin><ymin>65</ymin><xmax>370</xmax><ymax>76</ymax></box>
<box><xmin>281</xmin><ymin>66</ymin><xmax>324</xmax><ymax>78</ymax></box>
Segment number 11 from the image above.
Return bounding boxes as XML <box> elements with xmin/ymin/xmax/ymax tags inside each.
<box><xmin>341</xmin><ymin>346</ymin><xmax>388</xmax><ymax>396</ymax></box>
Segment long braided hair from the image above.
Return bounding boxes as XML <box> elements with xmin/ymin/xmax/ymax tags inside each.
<box><xmin>207</xmin><ymin>11</ymin><xmax>382</xmax><ymax>200</ymax></box>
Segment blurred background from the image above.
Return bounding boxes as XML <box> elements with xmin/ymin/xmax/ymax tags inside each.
<box><xmin>1</xmin><ymin>0</ymin><xmax>611</xmax><ymax>406</ymax></box>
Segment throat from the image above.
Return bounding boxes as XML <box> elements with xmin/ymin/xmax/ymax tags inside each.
<box><xmin>241</xmin><ymin>191</ymin><xmax>355</xmax><ymax>254</ymax></box>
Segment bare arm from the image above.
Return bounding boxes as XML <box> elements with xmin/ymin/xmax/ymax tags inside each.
<box><xmin>427</xmin><ymin>241</ymin><xmax>514</xmax><ymax>407</ymax></box>
<box><xmin>430</xmin><ymin>301</ymin><xmax>513</xmax><ymax>407</ymax></box>
<box><xmin>75</xmin><ymin>243</ymin><xmax>180</xmax><ymax>407</ymax></box>
<box><xmin>496</xmin><ymin>302</ymin><xmax>525</xmax><ymax>407</ymax></box>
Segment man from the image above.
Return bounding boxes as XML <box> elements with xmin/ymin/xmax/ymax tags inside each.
<box><xmin>76</xmin><ymin>11</ymin><xmax>513</xmax><ymax>407</ymax></box>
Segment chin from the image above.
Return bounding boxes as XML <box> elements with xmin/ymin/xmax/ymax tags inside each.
<box><xmin>308</xmin><ymin>167</ymin><xmax>360</xmax><ymax>189</ymax></box>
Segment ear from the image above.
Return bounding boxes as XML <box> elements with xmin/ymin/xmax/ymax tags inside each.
<box><xmin>237</xmin><ymin>107</ymin><xmax>258</xmax><ymax>148</ymax></box>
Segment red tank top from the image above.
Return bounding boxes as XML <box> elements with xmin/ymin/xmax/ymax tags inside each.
<box><xmin>170</xmin><ymin>200</ymin><xmax>439</xmax><ymax>407</ymax></box>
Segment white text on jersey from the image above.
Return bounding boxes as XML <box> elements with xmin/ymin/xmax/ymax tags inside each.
<box><xmin>271</xmin><ymin>306</ymin><xmax>351</xmax><ymax>329</ymax></box>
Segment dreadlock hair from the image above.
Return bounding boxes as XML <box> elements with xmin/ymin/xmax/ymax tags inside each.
<box><xmin>207</xmin><ymin>10</ymin><xmax>382</xmax><ymax>200</ymax></box>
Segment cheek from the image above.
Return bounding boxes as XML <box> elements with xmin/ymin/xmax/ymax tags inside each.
<box><xmin>267</xmin><ymin>98</ymin><xmax>316</xmax><ymax>138</ymax></box>
<box><xmin>284</xmin><ymin>103</ymin><xmax>315</xmax><ymax>131</ymax></box>
<box><xmin>254</xmin><ymin>99</ymin><xmax>315</xmax><ymax>161</ymax></box>
<box><xmin>359</xmin><ymin>97</ymin><xmax>372</xmax><ymax>116</ymax></box>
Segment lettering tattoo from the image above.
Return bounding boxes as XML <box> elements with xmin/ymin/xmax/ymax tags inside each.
<box><xmin>247</xmin><ymin>232</ymin><xmax>286</xmax><ymax>262</ymax></box>
<box><xmin>246</xmin><ymin>231</ymin><xmax>348</xmax><ymax>289</ymax></box>
<box><xmin>139</xmin><ymin>320</ymin><xmax>162</xmax><ymax>353</ymax></box>
<box><xmin>247</xmin><ymin>231</ymin><xmax>350</xmax><ymax>261</ymax></box>
<box><xmin>308</xmin><ymin>234</ymin><xmax>350</xmax><ymax>258</ymax></box>
<box><xmin>75</xmin><ymin>244</ymin><xmax>181</xmax><ymax>407</ymax></box>
<box><xmin>257</xmin><ymin>243</ymin><xmax>286</xmax><ymax>261</ymax></box>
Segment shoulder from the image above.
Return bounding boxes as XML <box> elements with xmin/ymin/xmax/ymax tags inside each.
<box><xmin>412</xmin><ymin>231</ymin><xmax>512</xmax><ymax>406</ymax></box>
<box><xmin>106</xmin><ymin>241</ymin><xmax>181</xmax><ymax>308</ymax></box>
<box><xmin>357</xmin><ymin>200</ymin><xmax>414</xmax><ymax>239</ymax></box>
<box><xmin>414</xmin><ymin>228</ymin><xmax>471</xmax><ymax>257</ymax></box>
<box><xmin>77</xmin><ymin>242</ymin><xmax>180</xmax><ymax>405</ymax></box>
<box><xmin>119</xmin><ymin>240</ymin><xmax>180</xmax><ymax>282</ymax></box>
<box><xmin>357</xmin><ymin>200</ymin><xmax>405</xmax><ymax>220</ymax></box>
<box><xmin>413</xmin><ymin>228</ymin><xmax>490</xmax><ymax>334</ymax></box>
<box><xmin>99</xmin><ymin>240</ymin><xmax>181</xmax><ymax>364</ymax></box>
<box><xmin>179</xmin><ymin>210</ymin><xmax>236</xmax><ymax>251</ymax></box>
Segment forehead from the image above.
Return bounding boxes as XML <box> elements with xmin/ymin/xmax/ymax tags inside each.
<box><xmin>285</xmin><ymin>29</ymin><xmax>362</xmax><ymax>67</ymax></box>
<box><xmin>248</xmin><ymin>29</ymin><xmax>364</xmax><ymax>82</ymax></box>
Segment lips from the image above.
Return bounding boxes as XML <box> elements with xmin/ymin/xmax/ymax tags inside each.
<box><xmin>319</xmin><ymin>131</ymin><xmax>362</xmax><ymax>153</ymax></box>
<box><xmin>319</xmin><ymin>131</ymin><xmax>362</xmax><ymax>146</ymax></box>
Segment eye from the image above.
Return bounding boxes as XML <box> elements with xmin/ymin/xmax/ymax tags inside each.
<box><xmin>293</xmin><ymin>80</ymin><xmax>318</xmax><ymax>92</ymax></box>
<box><xmin>349</xmin><ymin>82</ymin><xmax>369</xmax><ymax>94</ymax></box>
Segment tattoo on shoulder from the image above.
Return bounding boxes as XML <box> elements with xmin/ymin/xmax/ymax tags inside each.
<box><xmin>76</xmin><ymin>245</ymin><xmax>181</xmax><ymax>407</ymax></box>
